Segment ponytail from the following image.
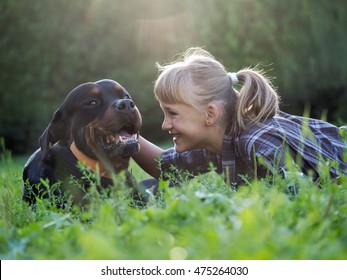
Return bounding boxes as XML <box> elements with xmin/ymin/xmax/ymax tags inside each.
<box><xmin>231</xmin><ymin>68</ymin><xmax>280</xmax><ymax>134</ymax></box>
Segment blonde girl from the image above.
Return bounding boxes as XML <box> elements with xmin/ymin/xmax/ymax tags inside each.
<box><xmin>133</xmin><ymin>47</ymin><xmax>346</xmax><ymax>187</ymax></box>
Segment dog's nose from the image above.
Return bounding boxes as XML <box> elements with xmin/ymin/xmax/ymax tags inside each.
<box><xmin>115</xmin><ymin>99</ymin><xmax>135</xmax><ymax>113</ymax></box>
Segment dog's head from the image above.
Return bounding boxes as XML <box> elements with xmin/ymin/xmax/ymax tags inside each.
<box><xmin>39</xmin><ymin>79</ymin><xmax>142</xmax><ymax>170</ymax></box>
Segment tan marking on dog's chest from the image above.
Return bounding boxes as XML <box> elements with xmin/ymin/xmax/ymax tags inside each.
<box><xmin>70</xmin><ymin>141</ymin><xmax>112</xmax><ymax>179</ymax></box>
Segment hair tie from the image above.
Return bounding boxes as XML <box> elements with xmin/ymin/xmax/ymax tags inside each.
<box><xmin>228</xmin><ymin>72</ymin><xmax>238</xmax><ymax>85</ymax></box>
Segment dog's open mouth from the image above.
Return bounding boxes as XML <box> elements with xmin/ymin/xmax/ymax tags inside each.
<box><xmin>97</xmin><ymin>123</ymin><xmax>139</xmax><ymax>157</ymax></box>
<box><xmin>101</xmin><ymin>132</ymin><xmax>138</xmax><ymax>149</ymax></box>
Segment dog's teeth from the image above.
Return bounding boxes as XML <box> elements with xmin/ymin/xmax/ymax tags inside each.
<box><xmin>106</xmin><ymin>135</ymin><xmax>117</xmax><ymax>143</ymax></box>
<box><xmin>118</xmin><ymin>135</ymin><xmax>123</xmax><ymax>143</ymax></box>
<box><xmin>99</xmin><ymin>132</ymin><xmax>139</xmax><ymax>151</ymax></box>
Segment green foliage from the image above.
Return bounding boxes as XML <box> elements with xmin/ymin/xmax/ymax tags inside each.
<box><xmin>1</xmin><ymin>0</ymin><xmax>347</xmax><ymax>154</ymax></box>
<box><xmin>1</xmin><ymin>145</ymin><xmax>347</xmax><ymax>260</ymax></box>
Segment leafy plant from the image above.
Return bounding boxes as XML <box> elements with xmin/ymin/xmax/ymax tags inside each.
<box><xmin>1</xmin><ymin>140</ymin><xmax>346</xmax><ymax>260</ymax></box>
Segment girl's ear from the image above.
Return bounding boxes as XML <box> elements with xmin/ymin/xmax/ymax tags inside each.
<box><xmin>205</xmin><ymin>103</ymin><xmax>221</xmax><ymax>126</ymax></box>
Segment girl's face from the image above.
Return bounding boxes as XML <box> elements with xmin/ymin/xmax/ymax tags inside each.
<box><xmin>159</xmin><ymin>101</ymin><xmax>210</xmax><ymax>153</ymax></box>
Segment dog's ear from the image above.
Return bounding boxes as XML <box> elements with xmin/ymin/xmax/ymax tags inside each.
<box><xmin>38</xmin><ymin>82</ymin><xmax>97</xmax><ymax>162</ymax></box>
<box><xmin>39</xmin><ymin>108</ymin><xmax>68</xmax><ymax>162</ymax></box>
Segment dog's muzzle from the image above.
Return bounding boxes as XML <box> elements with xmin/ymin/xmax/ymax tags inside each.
<box><xmin>98</xmin><ymin>125</ymin><xmax>139</xmax><ymax>158</ymax></box>
<box><xmin>85</xmin><ymin>98</ymin><xmax>142</xmax><ymax>160</ymax></box>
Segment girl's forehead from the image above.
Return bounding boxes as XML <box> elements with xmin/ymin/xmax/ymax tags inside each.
<box><xmin>159</xmin><ymin>101</ymin><xmax>190</xmax><ymax>111</ymax></box>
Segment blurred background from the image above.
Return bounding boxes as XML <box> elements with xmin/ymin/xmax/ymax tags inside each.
<box><xmin>1</xmin><ymin>0</ymin><xmax>347</xmax><ymax>155</ymax></box>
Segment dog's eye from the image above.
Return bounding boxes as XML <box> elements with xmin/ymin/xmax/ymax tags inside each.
<box><xmin>86</xmin><ymin>100</ymin><xmax>98</xmax><ymax>106</ymax></box>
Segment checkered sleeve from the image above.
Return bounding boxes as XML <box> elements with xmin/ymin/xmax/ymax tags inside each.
<box><xmin>160</xmin><ymin>148</ymin><xmax>219</xmax><ymax>177</ymax></box>
<box><xmin>239</xmin><ymin>112</ymin><xmax>347</xmax><ymax>180</ymax></box>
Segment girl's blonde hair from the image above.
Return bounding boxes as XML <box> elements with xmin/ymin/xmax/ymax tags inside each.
<box><xmin>154</xmin><ymin>47</ymin><xmax>279</xmax><ymax>134</ymax></box>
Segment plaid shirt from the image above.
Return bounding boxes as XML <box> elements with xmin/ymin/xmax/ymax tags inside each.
<box><xmin>160</xmin><ymin>111</ymin><xmax>347</xmax><ymax>185</ymax></box>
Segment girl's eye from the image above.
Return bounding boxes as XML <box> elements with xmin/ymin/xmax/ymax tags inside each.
<box><xmin>169</xmin><ymin>111</ymin><xmax>178</xmax><ymax>116</ymax></box>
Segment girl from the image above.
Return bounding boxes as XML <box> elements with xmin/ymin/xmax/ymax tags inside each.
<box><xmin>133</xmin><ymin>47</ymin><xmax>347</xmax><ymax>187</ymax></box>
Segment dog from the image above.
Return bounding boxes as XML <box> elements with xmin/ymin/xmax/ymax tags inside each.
<box><xmin>22</xmin><ymin>79</ymin><xmax>142</xmax><ymax>207</ymax></box>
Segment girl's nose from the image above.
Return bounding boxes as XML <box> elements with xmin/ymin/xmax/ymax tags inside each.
<box><xmin>161</xmin><ymin>116</ymin><xmax>172</xmax><ymax>132</ymax></box>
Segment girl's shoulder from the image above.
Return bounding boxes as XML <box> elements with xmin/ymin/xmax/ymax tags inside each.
<box><xmin>234</xmin><ymin>112</ymin><xmax>299</xmax><ymax>156</ymax></box>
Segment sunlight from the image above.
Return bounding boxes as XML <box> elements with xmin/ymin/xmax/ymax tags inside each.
<box><xmin>135</xmin><ymin>11</ymin><xmax>197</xmax><ymax>57</ymax></box>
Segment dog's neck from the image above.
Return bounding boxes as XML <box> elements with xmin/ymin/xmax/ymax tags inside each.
<box><xmin>70</xmin><ymin>141</ymin><xmax>111</xmax><ymax>179</ymax></box>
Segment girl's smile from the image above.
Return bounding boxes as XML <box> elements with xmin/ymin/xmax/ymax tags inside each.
<box><xmin>169</xmin><ymin>131</ymin><xmax>180</xmax><ymax>143</ymax></box>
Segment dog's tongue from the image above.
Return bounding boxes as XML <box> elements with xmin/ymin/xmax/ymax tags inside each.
<box><xmin>119</xmin><ymin>130</ymin><xmax>132</xmax><ymax>138</ymax></box>
<box><xmin>103</xmin><ymin>130</ymin><xmax>137</xmax><ymax>145</ymax></box>
<box><xmin>119</xmin><ymin>130</ymin><xmax>137</xmax><ymax>142</ymax></box>
<box><xmin>120</xmin><ymin>130</ymin><xmax>131</xmax><ymax>136</ymax></box>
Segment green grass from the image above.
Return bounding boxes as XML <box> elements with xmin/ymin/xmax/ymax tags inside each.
<box><xmin>0</xmin><ymin>143</ymin><xmax>347</xmax><ymax>260</ymax></box>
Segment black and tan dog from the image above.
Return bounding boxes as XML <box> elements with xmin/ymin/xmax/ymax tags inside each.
<box><xmin>23</xmin><ymin>79</ymin><xmax>142</xmax><ymax>207</ymax></box>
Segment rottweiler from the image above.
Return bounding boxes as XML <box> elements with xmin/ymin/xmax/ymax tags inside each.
<box><xmin>22</xmin><ymin>79</ymin><xmax>142</xmax><ymax>207</ymax></box>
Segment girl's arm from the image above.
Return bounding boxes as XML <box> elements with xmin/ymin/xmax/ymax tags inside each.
<box><xmin>132</xmin><ymin>136</ymin><xmax>163</xmax><ymax>179</ymax></box>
